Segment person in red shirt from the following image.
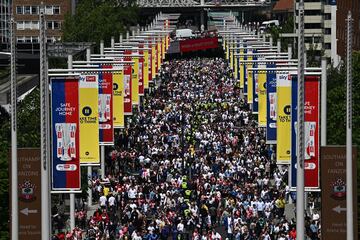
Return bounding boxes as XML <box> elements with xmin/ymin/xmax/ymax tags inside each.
<box><xmin>289</xmin><ymin>227</ymin><xmax>297</xmax><ymax>239</ymax></box>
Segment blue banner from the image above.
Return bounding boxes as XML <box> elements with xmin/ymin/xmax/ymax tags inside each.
<box><xmin>252</xmin><ymin>66</ymin><xmax>259</xmax><ymax>113</ymax></box>
<box><xmin>51</xmin><ymin>77</ymin><xmax>81</xmax><ymax>190</ymax></box>
<box><xmin>266</xmin><ymin>64</ymin><xmax>277</xmax><ymax>144</ymax></box>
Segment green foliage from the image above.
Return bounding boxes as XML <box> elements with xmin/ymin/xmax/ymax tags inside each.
<box><xmin>62</xmin><ymin>0</ymin><xmax>139</xmax><ymax>45</ymax></box>
<box><xmin>269</xmin><ymin>16</ymin><xmax>295</xmax><ymax>52</ymax></box>
<box><xmin>327</xmin><ymin>52</ymin><xmax>360</xmax><ymax>147</ymax></box>
<box><xmin>0</xmin><ymin>87</ymin><xmax>41</xmax><ymax>238</ymax></box>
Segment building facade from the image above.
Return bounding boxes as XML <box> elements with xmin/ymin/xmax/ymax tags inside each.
<box><xmin>0</xmin><ymin>0</ymin><xmax>11</xmax><ymax>46</ymax></box>
<box><xmin>295</xmin><ymin>0</ymin><xmax>339</xmax><ymax>66</ymax></box>
<box><xmin>336</xmin><ymin>0</ymin><xmax>360</xmax><ymax>58</ymax></box>
<box><xmin>12</xmin><ymin>0</ymin><xmax>71</xmax><ymax>44</ymax></box>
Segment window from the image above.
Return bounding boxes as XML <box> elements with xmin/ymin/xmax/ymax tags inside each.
<box><xmin>305</xmin><ymin>23</ymin><xmax>322</xmax><ymax>29</ymax></box>
<box><xmin>325</xmin><ymin>43</ymin><xmax>331</xmax><ymax>49</ymax></box>
<box><xmin>32</xmin><ymin>37</ymin><xmax>39</xmax><ymax>43</ymax></box>
<box><xmin>325</xmin><ymin>28</ymin><xmax>331</xmax><ymax>34</ymax></box>
<box><xmin>53</xmin><ymin>6</ymin><xmax>60</xmax><ymax>15</ymax></box>
<box><xmin>17</xmin><ymin>36</ymin><xmax>25</xmax><ymax>43</ymax></box>
<box><xmin>24</xmin><ymin>6</ymin><xmax>31</xmax><ymax>14</ymax></box>
<box><xmin>324</xmin><ymin>13</ymin><xmax>331</xmax><ymax>20</ymax></box>
<box><xmin>45</xmin><ymin>6</ymin><xmax>53</xmax><ymax>15</ymax></box>
<box><xmin>25</xmin><ymin>36</ymin><xmax>32</xmax><ymax>43</ymax></box>
<box><xmin>24</xmin><ymin>21</ymin><xmax>31</xmax><ymax>29</ymax></box>
<box><xmin>16</xmin><ymin>6</ymin><xmax>23</xmax><ymax>14</ymax></box>
<box><xmin>47</xmin><ymin>21</ymin><xmax>53</xmax><ymax>29</ymax></box>
<box><xmin>31</xmin><ymin>6</ymin><xmax>38</xmax><ymax>14</ymax></box>
<box><xmin>16</xmin><ymin>21</ymin><xmax>24</xmax><ymax>30</ymax></box>
<box><xmin>53</xmin><ymin>21</ymin><xmax>61</xmax><ymax>29</ymax></box>
<box><xmin>32</xmin><ymin>21</ymin><xmax>39</xmax><ymax>30</ymax></box>
<box><xmin>47</xmin><ymin>21</ymin><xmax>61</xmax><ymax>30</ymax></box>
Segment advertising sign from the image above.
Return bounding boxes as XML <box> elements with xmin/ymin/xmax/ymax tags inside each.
<box><xmin>179</xmin><ymin>37</ymin><xmax>219</xmax><ymax>53</ymax></box>
<box><xmin>266</xmin><ymin>67</ymin><xmax>277</xmax><ymax>144</ymax></box>
<box><xmin>16</xmin><ymin>148</ymin><xmax>42</xmax><ymax>239</ymax></box>
<box><xmin>113</xmin><ymin>69</ymin><xmax>124</xmax><ymax>128</ymax></box>
<box><xmin>144</xmin><ymin>49</ymin><xmax>149</xmax><ymax>89</ymax></box>
<box><xmin>79</xmin><ymin>74</ymin><xmax>99</xmax><ymax>165</ymax></box>
<box><xmin>252</xmin><ymin>64</ymin><xmax>260</xmax><ymax>114</ymax></box>
<box><xmin>151</xmin><ymin>43</ymin><xmax>156</xmax><ymax>79</ymax></box>
<box><xmin>276</xmin><ymin>72</ymin><xmax>291</xmax><ymax>164</ymax></box>
<box><xmin>132</xmin><ymin>53</ymin><xmax>140</xmax><ymax>105</ymax></box>
<box><xmin>234</xmin><ymin>43</ymin><xmax>239</xmax><ymax>81</ymax></box>
<box><xmin>99</xmin><ymin>65</ymin><xmax>114</xmax><ymax>145</ymax></box>
<box><xmin>51</xmin><ymin>76</ymin><xmax>80</xmax><ymax>190</ymax></box>
<box><xmin>247</xmin><ymin>62</ymin><xmax>253</xmax><ymax>104</ymax></box>
<box><xmin>258</xmin><ymin>67</ymin><xmax>267</xmax><ymax>127</ymax></box>
<box><xmin>157</xmin><ymin>39</ymin><xmax>161</xmax><ymax>72</ymax></box>
<box><xmin>138</xmin><ymin>47</ymin><xmax>145</xmax><ymax>96</ymax></box>
<box><xmin>321</xmin><ymin>146</ymin><xmax>357</xmax><ymax>240</ymax></box>
<box><xmin>239</xmin><ymin>49</ymin><xmax>244</xmax><ymax>89</ymax></box>
<box><xmin>244</xmin><ymin>49</ymin><xmax>251</xmax><ymax>96</ymax></box>
<box><xmin>123</xmin><ymin>52</ymin><xmax>132</xmax><ymax>115</ymax></box>
<box><xmin>291</xmin><ymin>76</ymin><xmax>320</xmax><ymax>188</ymax></box>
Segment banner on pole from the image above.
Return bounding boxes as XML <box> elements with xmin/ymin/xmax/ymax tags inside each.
<box><xmin>276</xmin><ymin>72</ymin><xmax>291</xmax><ymax>164</ymax></box>
<box><xmin>99</xmin><ymin>65</ymin><xmax>114</xmax><ymax>145</ymax></box>
<box><xmin>123</xmin><ymin>53</ymin><xmax>132</xmax><ymax>115</ymax></box>
<box><xmin>252</xmin><ymin>66</ymin><xmax>259</xmax><ymax>114</ymax></box>
<box><xmin>79</xmin><ymin>74</ymin><xmax>100</xmax><ymax>165</ymax></box>
<box><xmin>258</xmin><ymin>67</ymin><xmax>267</xmax><ymax>127</ymax></box>
<box><xmin>291</xmin><ymin>75</ymin><xmax>320</xmax><ymax>188</ymax></box>
<box><xmin>132</xmin><ymin>54</ymin><xmax>139</xmax><ymax>105</ymax></box>
<box><xmin>144</xmin><ymin>49</ymin><xmax>149</xmax><ymax>89</ymax></box>
<box><xmin>113</xmin><ymin>68</ymin><xmax>124</xmax><ymax>128</ymax></box>
<box><xmin>151</xmin><ymin>43</ymin><xmax>156</xmax><ymax>80</ymax></box>
<box><xmin>138</xmin><ymin>46</ymin><xmax>145</xmax><ymax>96</ymax></box>
<box><xmin>51</xmin><ymin>76</ymin><xmax>81</xmax><ymax>190</ymax></box>
<box><xmin>266</xmin><ymin>65</ymin><xmax>277</xmax><ymax>144</ymax></box>
<box><xmin>239</xmin><ymin>49</ymin><xmax>244</xmax><ymax>89</ymax></box>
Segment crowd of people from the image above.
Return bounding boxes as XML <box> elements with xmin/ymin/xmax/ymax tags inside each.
<box><xmin>53</xmin><ymin>57</ymin><xmax>321</xmax><ymax>240</ymax></box>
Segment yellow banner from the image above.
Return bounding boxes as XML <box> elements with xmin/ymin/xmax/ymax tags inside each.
<box><xmin>79</xmin><ymin>74</ymin><xmax>99</xmax><ymax>164</ymax></box>
<box><xmin>247</xmin><ymin>63</ymin><xmax>253</xmax><ymax>104</ymax></box>
<box><xmin>223</xmin><ymin>36</ymin><xmax>226</xmax><ymax>51</ymax></box>
<box><xmin>144</xmin><ymin>49</ymin><xmax>149</xmax><ymax>89</ymax></box>
<box><xmin>258</xmin><ymin>68</ymin><xmax>267</xmax><ymax>127</ymax></box>
<box><xmin>113</xmin><ymin>70</ymin><xmax>124</xmax><ymax>128</ymax></box>
<box><xmin>132</xmin><ymin>57</ymin><xmax>139</xmax><ymax>105</ymax></box>
<box><xmin>234</xmin><ymin>50</ymin><xmax>238</xmax><ymax>80</ymax></box>
<box><xmin>157</xmin><ymin>40</ymin><xmax>161</xmax><ymax>72</ymax></box>
<box><xmin>162</xmin><ymin>37</ymin><xmax>165</xmax><ymax>60</ymax></box>
<box><xmin>276</xmin><ymin>73</ymin><xmax>291</xmax><ymax>164</ymax></box>
<box><xmin>151</xmin><ymin>44</ymin><xmax>156</xmax><ymax>81</ymax></box>
<box><xmin>239</xmin><ymin>49</ymin><xmax>244</xmax><ymax>88</ymax></box>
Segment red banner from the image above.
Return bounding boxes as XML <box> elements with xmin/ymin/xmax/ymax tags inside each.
<box><xmin>138</xmin><ymin>43</ymin><xmax>145</xmax><ymax>96</ymax></box>
<box><xmin>304</xmin><ymin>76</ymin><xmax>320</xmax><ymax>188</ymax></box>
<box><xmin>124</xmin><ymin>51</ymin><xmax>132</xmax><ymax>115</ymax></box>
<box><xmin>51</xmin><ymin>77</ymin><xmax>80</xmax><ymax>190</ymax></box>
<box><xmin>179</xmin><ymin>37</ymin><xmax>219</xmax><ymax>53</ymax></box>
<box><xmin>99</xmin><ymin>65</ymin><xmax>114</xmax><ymax>145</ymax></box>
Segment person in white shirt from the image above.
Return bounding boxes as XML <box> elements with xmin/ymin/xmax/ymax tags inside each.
<box><xmin>108</xmin><ymin>194</ymin><xmax>116</xmax><ymax>209</ymax></box>
<box><xmin>99</xmin><ymin>194</ymin><xmax>107</xmax><ymax>209</ymax></box>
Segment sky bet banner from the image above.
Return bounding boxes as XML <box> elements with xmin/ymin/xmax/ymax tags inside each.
<box><xmin>276</xmin><ymin>72</ymin><xmax>291</xmax><ymax>164</ymax></box>
<box><xmin>99</xmin><ymin>65</ymin><xmax>114</xmax><ymax>145</ymax></box>
<box><xmin>79</xmin><ymin>74</ymin><xmax>100</xmax><ymax>165</ymax></box>
<box><xmin>113</xmin><ymin>67</ymin><xmax>125</xmax><ymax>128</ymax></box>
<box><xmin>132</xmin><ymin>53</ymin><xmax>140</xmax><ymax>105</ymax></box>
<box><xmin>258</xmin><ymin>65</ymin><xmax>267</xmax><ymax>127</ymax></box>
<box><xmin>291</xmin><ymin>75</ymin><xmax>320</xmax><ymax>189</ymax></box>
<box><xmin>266</xmin><ymin>66</ymin><xmax>277</xmax><ymax>144</ymax></box>
<box><xmin>51</xmin><ymin>77</ymin><xmax>80</xmax><ymax>190</ymax></box>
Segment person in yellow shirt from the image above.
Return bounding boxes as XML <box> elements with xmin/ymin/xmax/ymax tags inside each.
<box><xmin>275</xmin><ymin>195</ymin><xmax>286</xmax><ymax>217</ymax></box>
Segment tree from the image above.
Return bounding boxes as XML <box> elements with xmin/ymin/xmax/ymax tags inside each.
<box><xmin>62</xmin><ymin>0</ymin><xmax>139</xmax><ymax>45</ymax></box>
<box><xmin>0</xmin><ymin>87</ymin><xmax>40</xmax><ymax>239</ymax></box>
